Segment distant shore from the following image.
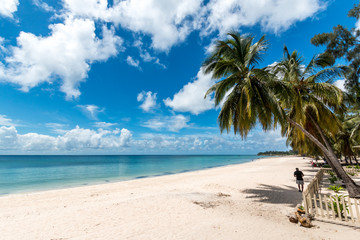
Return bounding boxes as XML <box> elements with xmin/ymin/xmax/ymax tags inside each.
<box><xmin>1</xmin><ymin>156</ymin><xmax>359</xmax><ymax>240</ymax></box>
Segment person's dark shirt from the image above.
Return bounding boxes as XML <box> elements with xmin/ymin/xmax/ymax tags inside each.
<box><xmin>294</xmin><ymin>170</ymin><xmax>304</xmax><ymax>180</ymax></box>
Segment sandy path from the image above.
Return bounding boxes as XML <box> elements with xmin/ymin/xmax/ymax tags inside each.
<box><xmin>0</xmin><ymin>156</ymin><xmax>359</xmax><ymax>239</ymax></box>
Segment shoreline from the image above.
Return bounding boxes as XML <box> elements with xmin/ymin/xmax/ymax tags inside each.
<box><xmin>1</xmin><ymin>156</ymin><xmax>359</xmax><ymax>239</ymax></box>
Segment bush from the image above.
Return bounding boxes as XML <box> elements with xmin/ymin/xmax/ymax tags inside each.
<box><xmin>322</xmin><ymin>164</ymin><xmax>331</xmax><ymax>168</ymax></box>
<box><xmin>328</xmin><ymin>194</ymin><xmax>349</xmax><ymax>217</ymax></box>
<box><xmin>328</xmin><ymin>176</ymin><xmax>338</xmax><ymax>184</ymax></box>
<box><xmin>328</xmin><ymin>171</ymin><xmax>338</xmax><ymax>184</ymax></box>
<box><xmin>328</xmin><ymin>185</ymin><xmax>344</xmax><ymax>193</ymax></box>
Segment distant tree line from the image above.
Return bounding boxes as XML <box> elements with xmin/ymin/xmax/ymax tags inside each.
<box><xmin>257</xmin><ymin>150</ymin><xmax>298</xmax><ymax>156</ymax></box>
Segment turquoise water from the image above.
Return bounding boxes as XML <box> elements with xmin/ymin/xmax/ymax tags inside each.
<box><xmin>0</xmin><ymin>155</ymin><xmax>260</xmax><ymax>195</ymax></box>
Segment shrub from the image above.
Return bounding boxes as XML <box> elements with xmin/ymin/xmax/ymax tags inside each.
<box><xmin>328</xmin><ymin>194</ymin><xmax>348</xmax><ymax>217</ymax></box>
<box><xmin>322</xmin><ymin>164</ymin><xmax>331</xmax><ymax>168</ymax></box>
<box><xmin>328</xmin><ymin>176</ymin><xmax>338</xmax><ymax>184</ymax></box>
<box><xmin>328</xmin><ymin>185</ymin><xmax>344</xmax><ymax>193</ymax></box>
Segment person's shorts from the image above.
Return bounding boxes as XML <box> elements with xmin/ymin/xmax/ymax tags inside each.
<box><xmin>296</xmin><ymin>180</ymin><xmax>304</xmax><ymax>185</ymax></box>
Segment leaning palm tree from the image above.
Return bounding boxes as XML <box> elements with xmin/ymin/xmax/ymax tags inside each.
<box><xmin>204</xmin><ymin>32</ymin><xmax>360</xmax><ymax>198</ymax></box>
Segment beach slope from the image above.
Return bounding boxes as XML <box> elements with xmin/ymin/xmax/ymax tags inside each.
<box><xmin>0</xmin><ymin>156</ymin><xmax>359</xmax><ymax>239</ymax></box>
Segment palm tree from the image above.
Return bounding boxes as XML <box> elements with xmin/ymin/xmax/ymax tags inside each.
<box><xmin>203</xmin><ymin>33</ymin><xmax>284</xmax><ymax>138</ymax></box>
<box><xmin>334</xmin><ymin>112</ymin><xmax>360</xmax><ymax>165</ymax></box>
<box><xmin>204</xmin><ymin>33</ymin><xmax>360</xmax><ymax>198</ymax></box>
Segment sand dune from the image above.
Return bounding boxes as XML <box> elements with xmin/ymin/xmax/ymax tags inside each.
<box><xmin>0</xmin><ymin>156</ymin><xmax>359</xmax><ymax>239</ymax></box>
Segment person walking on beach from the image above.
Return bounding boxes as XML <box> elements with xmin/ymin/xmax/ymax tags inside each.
<box><xmin>294</xmin><ymin>168</ymin><xmax>304</xmax><ymax>192</ymax></box>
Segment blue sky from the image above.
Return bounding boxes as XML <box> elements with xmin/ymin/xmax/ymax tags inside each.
<box><xmin>0</xmin><ymin>0</ymin><xmax>357</xmax><ymax>154</ymax></box>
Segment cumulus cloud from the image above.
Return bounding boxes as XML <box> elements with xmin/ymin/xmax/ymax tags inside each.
<box><xmin>204</xmin><ymin>0</ymin><xmax>325</xmax><ymax>35</ymax></box>
<box><xmin>133</xmin><ymin>129</ymin><xmax>287</xmax><ymax>153</ymax></box>
<box><xmin>64</xmin><ymin>0</ymin><xmax>203</xmax><ymax>51</ymax></box>
<box><xmin>62</xmin><ymin>0</ymin><xmax>324</xmax><ymax>51</ymax></box>
<box><xmin>0</xmin><ymin>125</ymin><xmax>132</xmax><ymax>152</ymax></box>
<box><xmin>137</xmin><ymin>91</ymin><xmax>158</xmax><ymax>112</ymax></box>
<box><xmin>0</xmin><ymin>0</ymin><xmax>325</xmax><ymax>99</ymax></box>
<box><xmin>142</xmin><ymin>114</ymin><xmax>189</xmax><ymax>132</ymax></box>
<box><xmin>0</xmin><ymin>123</ymin><xmax>286</xmax><ymax>153</ymax></box>
<box><xmin>0</xmin><ymin>0</ymin><xmax>19</xmax><ymax>18</ymax></box>
<box><xmin>77</xmin><ymin>104</ymin><xmax>104</xmax><ymax>120</ymax></box>
<box><xmin>0</xmin><ymin>17</ymin><xmax>123</xmax><ymax>99</ymax></box>
<box><xmin>164</xmin><ymin>68</ymin><xmax>215</xmax><ymax>115</ymax></box>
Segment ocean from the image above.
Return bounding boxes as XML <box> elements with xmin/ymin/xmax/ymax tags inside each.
<box><xmin>0</xmin><ymin>155</ymin><xmax>261</xmax><ymax>195</ymax></box>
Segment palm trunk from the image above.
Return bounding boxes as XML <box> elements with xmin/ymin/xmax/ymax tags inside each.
<box><xmin>288</xmin><ymin>118</ymin><xmax>360</xmax><ymax>198</ymax></box>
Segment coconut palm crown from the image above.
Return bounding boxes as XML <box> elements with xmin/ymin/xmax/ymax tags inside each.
<box><xmin>203</xmin><ymin>32</ymin><xmax>284</xmax><ymax>138</ymax></box>
<box><xmin>271</xmin><ymin>47</ymin><xmax>348</xmax><ymax>147</ymax></box>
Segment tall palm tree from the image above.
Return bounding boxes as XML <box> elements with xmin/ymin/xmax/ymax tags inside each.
<box><xmin>204</xmin><ymin>33</ymin><xmax>360</xmax><ymax>198</ymax></box>
<box><xmin>203</xmin><ymin>33</ymin><xmax>284</xmax><ymax>138</ymax></box>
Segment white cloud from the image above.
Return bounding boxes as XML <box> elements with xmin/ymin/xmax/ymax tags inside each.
<box><xmin>204</xmin><ymin>0</ymin><xmax>325</xmax><ymax>35</ymax></box>
<box><xmin>0</xmin><ymin>0</ymin><xmax>19</xmax><ymax>18</ymax></box>
<box><xmin>0</xmin><ymin>126</ymin><xmax>18</xmax><ymax>149</ymax></box>
<box><xmin>0</xmin><ymin>125</ymin><xmax>132</xmax><ymax>152</ymax></box>
<box><xmin>0</xmin><ymin>124</ymin><xmax>287</xmax><ymax>153</ymax></box>
<box><xmin>0</xmin><ymin>114</ymin><xmax>17</xmax><ymax>126</ymax></box>
<box><xmin>164</xmin><ymin>68</ymin><xmax>215</xmax><ymax>115</ymax></box>
<box><xmin>0</xmin><ymin>17</ymin><xmax>123</xmax><ymax>99</ymax></box>
<box><xmin>126</xmin><ymin>56</ymin><xmax>141</xmax><ymax>69</ymax></box>
<box><xmin>33</xmin><ymin>0</ymin><xmax>55</xmax><ymax>12</ymax></box>
<box><xmin>93</xmin><ymin>121</ymin><xmax>117</xmax><ymax>128</ymax></box>
<box><xmin>334</xmin><ymin>79</ymin><xmax>346</xmax><ymax>92</ymax></box>
<box><xmin>133</xmin><ymin>129</ymin><xmax>287</xmax><ymax>153</ymax></box>
<box><xmin>134</xmin><ymin>39</ymin><xmax>167</xmax><ymax>68</ymax></box>
<box><xmin>101</xmin><ymin>0</ymin><xmax>203</xmax><ymax>51</ymax></box>
<box><xmin>0</xmin><ymin>0</ymin><xmax>326</xmax><ymax>99</ymax></box>
<box><xmin>63</xmin><ymin>0</ymin><xmax>110</xmax><ymax>19</ymax></box>
<box><xmin>77</xmin><ymin>104</ymin><xmax>104</xmax><ymax>120</ymax></box>
<box><xmin>137</xmin><ymin>91</ymin><xmax>158</xmax><ymax>112</ymax></box>
<box><xmin>63</xmin><ymin>0</ymin><xmax>203</xmax><ymax>51</ymax></box>
<box><xmin>154</xmin><ymin>58</ymin><xmax>166</xmax><ymax>69</ymax></box>
<box><xmin>46</xmin><ymin>123</ymin><xmax>69</xmax><ymax>134</ymax></box>
<box><xmin>142</xmin><ymin>114</ymin><xmax>189</xmax><ymax>132</ymax></box>
<box><xmin>63</xmin><ymin>0</ymin><xmax>324</xmax><ymax>51</ymax></box>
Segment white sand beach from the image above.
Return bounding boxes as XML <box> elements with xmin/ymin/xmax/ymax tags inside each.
<box><xmin>1</xmin><ymin>156</ymin><xmax>359</xmax><ymax>240</ymax></box>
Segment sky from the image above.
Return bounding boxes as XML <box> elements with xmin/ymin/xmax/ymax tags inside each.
<box><xmin>0</xmin><ymin>0</ymin><xmax>357</xmax><ymax>155</ymax></box>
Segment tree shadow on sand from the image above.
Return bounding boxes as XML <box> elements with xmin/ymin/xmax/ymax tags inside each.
<box><xmin>242</xmin><ymin>184</ymin><xmax>302</xmax><ymax>207</ymax></box>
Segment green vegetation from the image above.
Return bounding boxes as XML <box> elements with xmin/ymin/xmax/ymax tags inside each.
<box><xmin>202</xmin><ymin>4</ymin><xmax>360</xmax><ymax>198</ymax></box>
<box><xmin>328</xmin><ymin>185</ymin><xmax>344</xmax><ymax>193</ymax></box>
<box><xmin>328</xmin><ymin>176</ymin><xmax>338</xmax><ymax>184</ymax></box>
<box><xmin>328</xmin><ymin>195</ymin><xmax>349</xmax><ymax>217</ymax></box>
<box><xmin>328</xmin><ymin>171</ymin><xmax>339</xmax><ymax>184</ymax></box>
<box><xmin>257</xmin><ymin>150</ymin><xmax>297</xmax><ymax>156</ymax></box>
